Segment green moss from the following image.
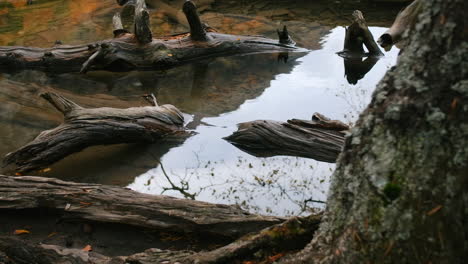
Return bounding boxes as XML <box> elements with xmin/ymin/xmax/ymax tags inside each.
<box><xmin>383</xmin><ymin>183</ymin><xmax>401</xmax><ymax>201</ymax></box>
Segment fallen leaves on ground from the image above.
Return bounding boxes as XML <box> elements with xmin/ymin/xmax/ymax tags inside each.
<box><xmin>82</xmin><ymin>245</ymin><xmax>92</xmax><ymax>252</ymax></box>
<box><xmin>14</xmin><ymin>229</ymin><xmax>30</xmax><ymax>235</ymax></box>
<box><xmin>427</xmin><ymin>205</ymin><xmax>442</xmax><ymax>216</ymax></box>
<box><xmin>268</xmin><ymin>253</ymin><xmax>285</xmax><ymax>262</ymax></box>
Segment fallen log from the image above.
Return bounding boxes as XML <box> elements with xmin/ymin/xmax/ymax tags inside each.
<box><xmin>0</xmin><ymin>1</ymin><xmax>300</xmax><ymax>73</ymax></box>
<box><xmin>0</xmin><ymin>175</ymin><xmax>284</xmax><ymax>240</ymax></box>
<box><xmin>338</xmin><ymin>10</ymin><xmax>383</xmax><ymax>57</ymax></box>
<box><xmin>0</xmin><ymin>209</ymin><xmax>319</xmax><ymax>264</ymax></box>
<box><xmin>2</xmin><ymin>92</ymin><xmax>189</xmax><ymax>174</ymax></box>
<box><xmin>224</xmin><ymin>113</ymin><xmax>349</xmax><ymax>163</ymax></box>
<box><xmin>377</xmin><ymin>0</ymin><xmax>422</xmax><ymax>51</ymax></box>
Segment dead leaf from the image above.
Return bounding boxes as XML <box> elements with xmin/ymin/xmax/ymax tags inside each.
<box><xmin>241</xmin><ymin>261</ymin><xmax>255</xmax><ymax>264</ymax></box>
<box><xmin>82</xmin><ymin>245</ymin><xmax>92</xmax><ymax>252</ymax></box>
<box><xmin>427</xmin><ymin>205</ymin><xmax>442</xmax><ymax>216</ymax></box>
<box><xmin>268</xmin><ymin>253</ymin><xmax>285</xmax><ymax>262</ymax></box>
<box><xmin>167</xmin><ymin>53</ymin><xmax>173</xmax><ymax>57</ymax></box>
<box><xmin>15</xmin><ymin>172</ymin><xmax>22</xmax><ymax>176</ymax></box>
<box><xmin>40</xmin><ymin>168</ymin><xmax>52</xmax><ymax>173</ymax></box>
<box><xmin>47</xmin><ymin>232</ymin><xmax>58</xmax><ymax>238</ymax></box>
<box><xmin>451</xmin><ymin>98</ymin><xmax>458</xmax><ymax>110</ymax></box>
<box><xmin>384</xmin><ymin>241</ymin><xmax>394</xmax><ymax>256</ymax></box>
<box><xmin>79</xmin><ymin>201</ymin><xmax>93</xmax><ymax>208</ymax></box>
<box><xmin>14</xmin><ymin>229</ymin><xmax>30</xmax><ymax>235</ymax></box>
<box><xmin>65</xmin><ymin>203</ymin><xmax>71</xmax><ymax>210</ymax></box>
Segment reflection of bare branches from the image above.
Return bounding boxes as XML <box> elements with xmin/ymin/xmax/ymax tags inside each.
<box><xmin>160</xmin><ymin>162</ymin><xmax>197</xmax><ymax>200</ymax></box>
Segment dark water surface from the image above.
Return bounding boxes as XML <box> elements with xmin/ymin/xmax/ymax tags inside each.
<box><xmin>0</xmin><ymin>0</ymin><xmax>400</xmax><ymax>216</ymax></box>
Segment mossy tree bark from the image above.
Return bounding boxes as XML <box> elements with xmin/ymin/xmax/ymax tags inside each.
<box><xmin>280</xmin><ymin>0</ymin><xmax>467</xmax><ymax>263</ymax></box>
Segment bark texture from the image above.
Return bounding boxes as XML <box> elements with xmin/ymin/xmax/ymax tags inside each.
<box><xmin>0</xmin><ymin>175</ymin><xmax>283</xmax><ymax>239</ymax></box>
<box><xmin>377</xmin><ymin>0</ymin><xmax>422</xmax><ymax>51</ymax></box>
<box><xmin>280</xmin><ymin>0</ymin><xmax>468</xmax><ymax>263</ymax></box>
<box><xmin>224</xmin><ymin>113</ymin><xmax>349</xmax><ymax>163</ymax></box>
<box><xmin>0</xmin><ymin>1</ymin><xmax>299</xmax><ymax>73</ymax></box>
<box><xmin>340</xmin><ymin>10</ymin><xmax>383</xmax><ymax>56</ymax></box>
<box><xmin>2</xmin><ymin>92</ymin><xmax>188</xmax><ymax>174</ymax></box>
<box><xmin>0</xmin><ymin>214</ymin><xmax>320</xmax><ymax>264</ymax></box>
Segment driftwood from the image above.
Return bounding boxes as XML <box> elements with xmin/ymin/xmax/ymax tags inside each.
<box><xmin>339</xmin><ymin>10</ymin><xmax>383</xmax><ymax>57</ymax></box>
<box><xmin>0</xmin><ymin>1</ymin><xmax>299</xmax><ymax>73</ymax></box>
<box><xmin>0</xmin><ymin>175</ymin><xmax>283</xmax><ymax>239</ymax></box>
<box><xmin>0</xmin><ymin>182</ymin><xmax>320</xmax><ymax>264</ymax></box>
<box><xmin>378</xmin><ymin>0</ymin><xmax>422</xmax><ymax>50</ymax></box>
<box><xmin>2</xmin><ymin>92</ymin><xmax>188</xmax><ymax>174</ymax></box>
<box><xmin>224</xmin><ymin>113</ymin><xmax>349</xmax><ymax>163</ymax></box>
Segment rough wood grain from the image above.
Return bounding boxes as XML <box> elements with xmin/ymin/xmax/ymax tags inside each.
<box><xmin>339</xmin><ymin>10</ymin><xmax>383</xmax><ymax>57</ymax></box>
<box><xmin>0</xmin><ymin>1</ymin><xmax>299</xmax><ymax>73</ymax></box>
<box><xmin>0</xmin><ymin>214</ymin><xmax>320</xmax><ymax>264</ymax></box>
<box><xmin>224</xmin><ymin>113</ymin><xmax>349</xmax><ymax>163</ymax></box>
<box><xmin>377</xmin><ymin>0</ymin><xmax>422</xmax><ymax>50</ymax></box>
<box><xmin>0</xmin><ymin>175</ymin><xmax>284</xmax><ymax>239</ymax></box>
<box><xmin>2</xmin><ymin>92</ymin><xmax>188</xmax><ymax>173</ymax></box>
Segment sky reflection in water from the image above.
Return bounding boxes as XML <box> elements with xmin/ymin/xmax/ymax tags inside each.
<box><xmin>128</xmin><ymin>27</ymin><xmax>399</xmax><ymax>216</ymax></box>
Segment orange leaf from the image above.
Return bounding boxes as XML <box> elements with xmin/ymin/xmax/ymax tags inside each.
<box><xmin>451</xmin><ymin>98</ymin><xmax>458</xmax><ymax>110</ymax></box>
<box><xmin>427</xmin><ymin>205</ymin><xmax>442</xmax><ymax>216</ymax></box>
<box><xmin>14</xmin><ymin>229</ymin><xmax>30</xmax><ymax>235</ymax></box>
<box><xmin>82</xmin><ymin>245</ymin><xmax>92</xmax><ymax>252</ymax></box>
<box><xmin>168</xmin><ymin>53</ymin><xmax>173</xmax><ymax>57</ymax></box>
<box><xmin>79</xmin><ymin>202</ymin><xmax>92</xmax><ymax>205</ymax></box>
<box><xmin>242</xmin><ymin>261</ymin><xmax>255</xmax><ymax>264</ymax></box>
<box><xmin>15</xmin><ymin>172</ymin><xmax>22</xmax><ymax>176</ymax></box>
<box><xmin>40</xmin><ymin>168</ymin><xmax>52</xmax><ymax>173</ymax></box>
<box><xmin>269</xmin><ymin>253</ymin><xmax>285</xmax><ymax>262</ymax></box>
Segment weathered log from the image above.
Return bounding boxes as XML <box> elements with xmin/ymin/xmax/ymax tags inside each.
<box><xmin>339</xmin><ymin>10</ymin><xmax>383</xmax><ymax>57</ymax></box>
<box><xmin>0</xmin><ymin>1</ymin><xmax>299</xmax><ymax>73</ymax></box>
<box><xmin>134</xmin><ymin>0</ymin><xmax>153</xmax><ymax>44</ymax></box>
<box><xmin>2</xmin><ymin>92</ymin><xmax>188</xmax><ymax>174</ymax></box>
<box><xmin>0</xmin><ymin>175</ymin><xmax>284</xmax><ymax>239</ymax></box>
<box><xmin>112</xmin><ymin>12</ymin><xmax>130</xmax><ymax>38</ymax></box>
<box><xmin>277</xmin><ymin>25</ymin><xmax>295</xmax><ymax>45</ymax></box>
<box><xmin>378</xmin><ymin>0</ymin><xmax>422</xmax><ymax>51</ymax></box>
<box><xmin>224</xmin><ymin>113</ymin><xmax>349</xmax><ymax>163</ymax></box>
<box><xmin>183</xmin><ymin>0</ymin><xmax>210</xmax><ymax>41</ymax></box>
<box><xmin>0</xmin><ymin>211</ymin><xmax>319</xmax><ymax>264</ymax></box>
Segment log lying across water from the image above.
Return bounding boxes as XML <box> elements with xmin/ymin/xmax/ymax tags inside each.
<box><xmin>224</xmin><ymin>113</ymin><xmax>349</xmax><ymax>163</ymax></box>
<box><xmin>0</xmin><ymin>0</ymin><xmax>300</xmax><ymax>73</ymax></box>
<box><xmin>2</xmin><ymin>92</ymin><xmax>189</xmax><ymax>174</ymax></box>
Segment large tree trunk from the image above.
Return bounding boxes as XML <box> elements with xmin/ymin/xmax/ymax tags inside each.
<box><xmin>280</xmin><ymin>0</ymin><xmax>468</xmax><ymax>263</ymax></box>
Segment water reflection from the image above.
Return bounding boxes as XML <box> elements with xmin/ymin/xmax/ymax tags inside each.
<box><xmin>343</xmin><ymin>56</ymin><xmax>380</xmax><ymax>85</ymax></box>
<box><xmin>0</xmin><ymin>0</ymin><xmax>401</xmax><ymax>216</ymax></box>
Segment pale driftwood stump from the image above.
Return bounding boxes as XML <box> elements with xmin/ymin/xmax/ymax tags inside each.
<box><xmin>2</xmin><ymin>92</ymin><xmax>188</xmax><ymax>173</ymax></box>
<box><xmin>224</xmin><ymin>113</ymin><xmax>349</xmax><ymax>163</ymax></box>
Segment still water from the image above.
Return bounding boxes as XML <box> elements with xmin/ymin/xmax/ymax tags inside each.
<box><xmin>0</xmin><ymin>0</ymin><xmax>399</xmax><ymax>216</ymax></box>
